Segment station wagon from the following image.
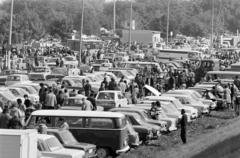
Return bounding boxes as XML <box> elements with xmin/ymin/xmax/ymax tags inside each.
<box><xmin>26</xmin><ymin>110</ymin><xmax>130</xmax><ymax>158</ymax></box>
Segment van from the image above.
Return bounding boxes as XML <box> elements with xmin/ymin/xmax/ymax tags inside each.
<box><xmin>26</xmin><ymin>110</ymin><xmax>130</xmax><ymax>158</ymax></box>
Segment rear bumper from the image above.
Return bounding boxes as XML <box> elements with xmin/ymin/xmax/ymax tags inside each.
<box><xmin>116</xmin><ymin>145</ymin><xmax>130</xmax><ymax>154</ymax></box>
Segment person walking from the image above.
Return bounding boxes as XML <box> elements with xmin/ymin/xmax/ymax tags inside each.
<box><xmin>180</xmin><ymin>109</ymin><xmax>187</xmax><ymax>144</ymax></box>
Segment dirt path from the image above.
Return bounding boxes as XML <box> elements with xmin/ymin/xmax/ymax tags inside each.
<box><xmin>119</xmin><ymin>111</ymin><xmax>237</xmax><ymax>158</ymax></box>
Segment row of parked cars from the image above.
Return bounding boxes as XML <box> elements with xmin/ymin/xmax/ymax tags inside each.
<box><xmin>23</xmin><ymin>82</ymin><xmax>219</xmax><ymax>158</ymax></box>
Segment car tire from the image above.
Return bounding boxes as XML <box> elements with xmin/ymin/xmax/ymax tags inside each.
<box><xmin>97</xmin><ymin>148</ymin><xmax>109</xmax><ymax>158</ymax></box>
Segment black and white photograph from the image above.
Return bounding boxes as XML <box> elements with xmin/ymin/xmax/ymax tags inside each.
<box><xmin>0</xmin><ymin>0</ymin><xmax>240</xmax><ymax>158</ymax></box>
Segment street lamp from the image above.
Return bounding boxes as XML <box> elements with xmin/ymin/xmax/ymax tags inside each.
<box><xmin>128</xmin><ymin>0</ymin><xmax>133</xmax><ymax>54</ymax></box>
<box><xmin>79</xmin><ymin>0</ymin><xmax>84</xmax><ymax>68</ymax></box>
<box><xmin>166</xmin><ymin>0</ymin><xmax>170</xmax><ymax>47</ymax></box>
<box><xmin>7</xmin><ymin>0</ymin><xmax>14</xmax><ymax>70</ymax></box>
<box><xmin>211</xmin><ymin>0</ymin><xmax>214</xmax><ymax>52</ymax></box>
<box><xmin>113</xmin><ymin>0</ymin><xmax>116</xmax><ymax>35</ymax></box>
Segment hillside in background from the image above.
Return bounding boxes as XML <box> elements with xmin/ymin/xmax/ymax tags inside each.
<box><xmin>0</xmin><ymin>0</ymin><xmax>240</xmax><ymax>44</ymax></box>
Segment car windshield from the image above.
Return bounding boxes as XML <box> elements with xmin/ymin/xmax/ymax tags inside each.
<box><xmin>0</xmin><ymin>90</ymin><xmax>16</xmax><ymax>100</ymax></box>
<box><xmin>130</xmin><ymin>113</ymin><xmax>144</xmax><ymax>124</ymax></box>
<box><xmin>60</xmin><ymin>131</ymin><xmax>78</xmax><ymax>145</ymax></box>
<box><xmin>34</xmin><ymin>68</ymin><xmax>48</xmax><ymax>72</ymax></box>
<box><xmin>97</xmin><ymin>92</ymin><xmax>115</xmax><ymax>100</ymax></box>
<box><xmin>47</xmin><ymin>58</ymin><xmax>57</xmax><ymax>63</ymax></box>
<box><xmin>19</xmin><ymin>86</ymin><xmax>37</xmax><ymax>94</ymax></box>
<box><xmin>9</xmin><ymin>89</ymin><xmax>20</xmax><ymax>96</ymax></box>
<box><xmin>95</xmin><ymin>60</ymin><xmax>107</xmax><ymax>64</ymax></box>
<box><xmin>7</xmin><ymin>76</ymin><xmax>20</xmax><ymax>81</ymax></box>
<box><xmin>65</xmin><ymin>98</ymin><xmax>83</xmax><ymax>106</ymax></box>
<box><xmin>46</xmin><ymin>137</ymin><xmax>63</xmax><ymax>152</ymax></box>
<box><xmin>64</xmin><ymin>57</ymin><xmax>75</xmax><ymax>61</ymax></box>
<box><xmin>29</xmin><ymin>74</ymin><xmax>46</xmax><ymax>81</ymax></box>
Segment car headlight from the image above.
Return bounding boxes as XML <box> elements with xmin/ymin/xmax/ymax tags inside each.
<box><xmin>88</xmin><ymin>149</ymin><xmax>93</xmax><ymax>154</ymax></box>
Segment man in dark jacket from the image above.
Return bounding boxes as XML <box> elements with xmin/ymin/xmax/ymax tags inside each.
<box><xmin>84</xmin><ymin>80</ymin><xmax>92</xmax><ymax>97</ymax></box>
<box><xmin>0</xmin><ymin>107</ymin><xmax>11</xmax><ymax>128</ymax></box>
<box><xmin>180</xmin><ymin>109</ymin><xmax>187</xmax><ymax>144</ymax></box>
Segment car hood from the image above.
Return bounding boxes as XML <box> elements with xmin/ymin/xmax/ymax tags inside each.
<box><xmin>66</xmin><ymin>142</ymin><xmax>96</xmax><ymax>151</ymax></box>
<box><xmin>53</xmin><ymin>148</ymin><xmax>85</xmax><ymax>157</ymax></box>
<box><xmin>142</xmin><ymin>122</ymin><xmax>161</xmax><ymax>130</ymax></box>
<box><xmin>144</xmin><ymin>85</ymin><xmax>161</xmax><ymax>96</ymax></box>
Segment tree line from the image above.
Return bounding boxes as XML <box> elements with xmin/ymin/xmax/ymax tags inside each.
<box><xmin>0</xmin><ymin>0</ymin><xmax>240</xmax><ymax>45</ymax></box>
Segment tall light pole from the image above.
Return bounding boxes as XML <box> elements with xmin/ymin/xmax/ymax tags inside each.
<box><xmin>8</xmin><ymin>0</ymin><xmax>14</xmax><ymax>70</ymax></box>
<box><xmin>128</xmin><ymin>0</ymin><xmax>133</xmax><ymax>54</ymax></box>
<box><xmin>166</xmin><ymin>0</ymin><xmax>170</xmax><ymax>47</ymax></box>
<box><xmin>211</xmin><ymin>0</ymin><xmax>214</xmax><ymax>52</ymax></box>
<box><xmin>113</xmin><ymin>0</ymin><xmax>116</xmax><ymax>35</ymax></box>
<box><xmin>79</xmin><ymin>0</ymin><xmax>84</xmax><ymax>68</ymax></box>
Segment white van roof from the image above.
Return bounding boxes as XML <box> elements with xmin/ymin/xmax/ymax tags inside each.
<box><xmin>31</xmin><ymin>110</ymin><xmax>125</xmax><ymax>118</ymax></box>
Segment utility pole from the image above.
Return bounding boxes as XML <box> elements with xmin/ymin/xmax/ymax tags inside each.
<box><xmin>8</xmin><ymin>0</ymin><xmax>14</xmax><ymax>70</ymax></box>
<box><xmin>128</xmin><ymin>0</ymin><xmax>133</xmax><ymax>54</ymax></box>
<box><xmin>166</xmin><ymin>0</ymin><xmax>170</xmax><ymax>47</ymax></box>
<box><xmin>211</xmin><ymin>0</ymin><xmax>214</xmax><ymax>52</ymax></box>
<box><xmin>79</xmin><ymin>0</ymin><xmax>84</xmax><ymax>68</ymax></box>
<box><xmin>113</xmin><ymin>0</ymin><xmax>116</xmax><ymax>35</ymax></box>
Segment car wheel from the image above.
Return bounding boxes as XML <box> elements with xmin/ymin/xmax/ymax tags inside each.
<box><xmin>97</xmin><ymin>148</ymin><xmax>109</xmax><ymax>158</ymax></box>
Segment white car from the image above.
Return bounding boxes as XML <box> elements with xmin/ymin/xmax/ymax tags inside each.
<box><xmin>164</xmin><ymin>93</ymin><xmax>209</xmax><ymax>114</ymax></box>
<box><xmin>96</xmin><ymin>90</ymin><xmax>128</xmax><ymax>110</ymax></box>
<box><xmin>37</xmin><ymin>134</ymin><xmax>86</xmax><ymax>158</ymax></box>
<box><xmin>144</xmin><ymin>95</ymin><xmax>198</xmax><ymax>121</ymax></box>
<box><xmin>167</xmin><ymin>89</ymin><xmax>216</xmax><ymax>109</ymax></box>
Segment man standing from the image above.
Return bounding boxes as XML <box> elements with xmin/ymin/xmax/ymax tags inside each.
<box><xmin>180</xmin><ymin>109</ymin><xmax>187</xmax><ymax>144</ymax></box>
<box><xmin>45</xmin><ymin>88</ymin><xmax>57</xmax><ymax>109</ymax></box>
<box><xmin>0</xmin><ymin>107</ymin><xmax>11</xmax><ymax>128</ymax></box>
<box><xmin>39</xmin><ymin>83</ymin><xmax>46</xmax><ymax>106</ymax></box>
<box><xmin>82</xmin><ymin>98</ymin><xmax>93</xmax><ymax>111</ymax></box>
<box><xmin>84</xmin><ymin>80</ymin><xmax>92</xmax><ymax>97</ymax></box>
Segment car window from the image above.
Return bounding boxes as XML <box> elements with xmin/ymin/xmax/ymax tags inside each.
<box><xmin>97</xmin><ymin>92</ymin><xmax>115</xmax><ymax>100</ymax></box>
<box><xmin>86</xmin><ymin>118</ymin><xmax>114</xmax><ymax>129</ymax></box>
<box><xmin>9</xmin><ymin>89</ymin><xmax>20</xmax><ymax>96</ymax></box>
<box><xmin>65</xmin><ymin>117</ymin><xmax>84</xmax><ymax>128</ymax></box>
<box><xmin>118</xmin><ymin>94</ymin><xmax>122</xmax><ymax>99</ymax></box>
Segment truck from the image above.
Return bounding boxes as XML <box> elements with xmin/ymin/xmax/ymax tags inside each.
<box><xmin>0</xmin><ymin>129</ymin><xmax>38</xmax><ymax>158</ymax></box>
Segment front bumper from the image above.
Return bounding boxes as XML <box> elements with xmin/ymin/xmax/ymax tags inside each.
<box><xmin>116</xmin><ymin>145</ymin><xmax>130</xmax><ymax>154</ymax></box>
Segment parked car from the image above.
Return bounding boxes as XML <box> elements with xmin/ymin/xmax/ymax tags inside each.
<box><xmin>164</xmin><ymin>93</ymin><xmax>209</xmax><ymax>114</ymax></box>
<box><xmin>96</xmin><ymin>90</ymin><xmax>128</xmax><ymax>110</ymax></box>
<box><xmin>26</xmin><ymin>110</ymin><xmax>130</xmax><ymax>158</ymax></box>
<box><xmin>8</xmin><ymin>87</ymin><xmax>39</xmax><ymax>104</ymax></box>
<box><xmin>37</xmin><ymin>134</ymin><xmax>86</xmax><ymax>158</ymax></box>
<box><xmin>167</xmin><ymin>89</ymin><xmax>217</xmax><ymax>110</ymax></box>
<box><xmin>144</xmin><ymin>95</ymin><xmax>198</xmax><ymax>120</ymax></box>
<box><xmin>110</xmin><ymin>108</ymin><xmax>162</xmax><ymax>140</ymax></box>
<box><xmin>47</xmin><ymin>129</ymin><xmax>97</xmax><ymax>158</ymax></box>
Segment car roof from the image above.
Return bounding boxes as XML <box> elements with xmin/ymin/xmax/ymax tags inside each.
<box><xmin>98</xmin><ymin>90</ymin><xmax>121</xmax><ymax>93</ymax></box>
<box><xmin>110</xmin><ymin>107</ymin><xmax>145</xmax><ymax>113</ymax></box>
<box><xmin>31</xmin><ymin>110</ymin><xmax>124</xmax><ymax>118</ymax></box>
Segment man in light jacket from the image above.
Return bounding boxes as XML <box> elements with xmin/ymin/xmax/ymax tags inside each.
<box><xmin>45</xmin><ymin>88</ymin><xmax>57</xmax><ymax>109</ymax></box>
